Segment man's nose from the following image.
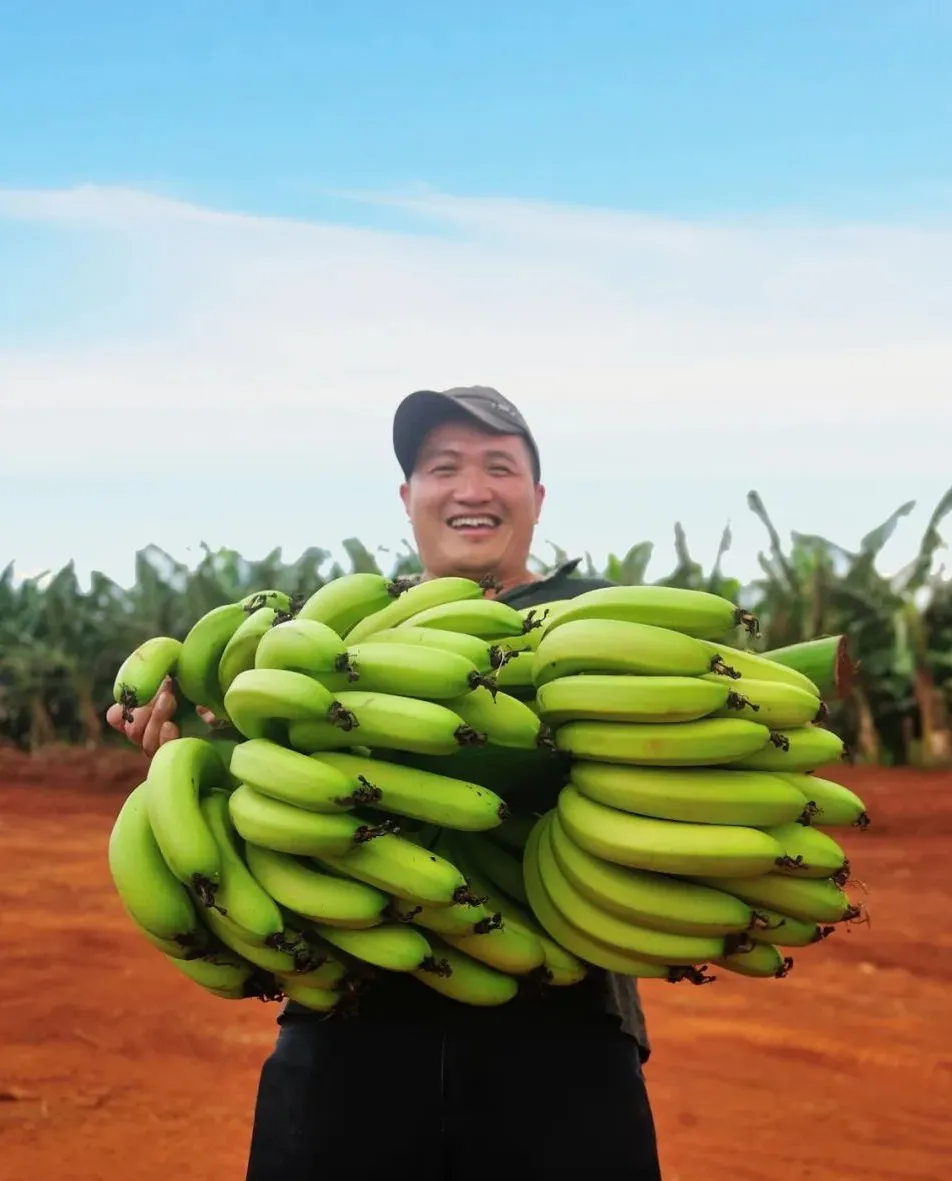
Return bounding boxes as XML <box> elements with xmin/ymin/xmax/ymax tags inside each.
<box><xmin>453</xmin><ymin>472</ymin><xmax>494</xmax><ymax>503</ymax></box>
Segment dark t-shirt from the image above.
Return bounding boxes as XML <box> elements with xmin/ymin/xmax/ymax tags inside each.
<box><xmin>280</xmin><ymin>559</ymin><xmax>650</xmax><ymax>1059</ymax></box>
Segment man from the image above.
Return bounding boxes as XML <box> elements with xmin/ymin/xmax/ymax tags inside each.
<box><xmin>107</xmin><ymin>386</ymin><xmax>662</xmax><ymax>1178</ymax></box>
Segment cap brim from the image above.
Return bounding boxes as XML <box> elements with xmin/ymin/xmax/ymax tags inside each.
<box><xmin>393</xmin><ymin>389</ymin><xmax>519</xmax><ymax>478</ymax></box>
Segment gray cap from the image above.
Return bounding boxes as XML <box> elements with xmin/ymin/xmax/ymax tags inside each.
<box><xmin>393</xmin><ymin>386</ymin><xmax>541</xmax><ymax>481</ymax></box>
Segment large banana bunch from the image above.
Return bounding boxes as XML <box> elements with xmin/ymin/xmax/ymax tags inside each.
<box><xmin>107</xmin><ymin>577</ymin><xmax>872</xmax><ymax>1010</ymax></box>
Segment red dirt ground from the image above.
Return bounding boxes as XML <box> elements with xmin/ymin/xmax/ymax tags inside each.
<box><xmin>1</xmin><ymin>746</ymin><xmax>950</xmax><ymax>1180</ymax></box>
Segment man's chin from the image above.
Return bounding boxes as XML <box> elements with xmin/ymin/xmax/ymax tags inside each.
<box><xmin>440</xmin><ymin>533</ymin><xmax>504</xmax><ymax>573</ymax></box>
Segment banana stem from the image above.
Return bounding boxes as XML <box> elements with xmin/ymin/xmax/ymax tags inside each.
<box><xmin>761</xmin><ymin>635</ymin><xmax>856</xmax><ymax>701</ymax></box>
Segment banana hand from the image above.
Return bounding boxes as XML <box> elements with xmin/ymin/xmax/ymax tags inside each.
<box><xmin>537</xmin><ymin>584</ymin><xmax>758</xmax><ymax>641</ymax></box>
<box><xmin>556</xmin><ymin>783</ymin><xmax>786</xmax><ymax>878</ymax></box>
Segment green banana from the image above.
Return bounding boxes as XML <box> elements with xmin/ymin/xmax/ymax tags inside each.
<box><xmin>130</xmin><ymin>914</ymin><xmax>208</xmax><ymax>960</ymax></box>
<box><xmin>712</xmin><ymin>943</ymin><xmax>793</xmax><ymax>979</ymax></box>
<box><xmin>556</xmin><ymin>783</ymin><xmax>786</xmax><ymax>878</ymax></box>
<box><xmin>229</xmin><ymin>737</ymin><xmax>366</xmax><ymax>813</ymax></box>
<box><xmin>239</xmin><ymin>589</ymin><xmax>293</xmax><ymax>614</ymax></box>
<box><xmin>253</xmin><ymin>617</ymin><xmax>354</xmax><ymax>689</ymax></box>
<box><xmin>218</xmin><ymin>607</ymin><xmax>278</xmax><ymax>695</ymax></box>
<box><xmin>749</xmin><ymin>907</ymin><xmax>833</xmax><ymax>949</ymax></box>
<box><xmin>439</xmin><ymin>830</ymin><xmax>586</xmax><ymax>987</ymax></box>
<box><xmin>522</xmin><ymin>819</ymin><xmax>713</xmax><ymax>984</ymax></box>
<box><xmin>397</xmin><ymin>596</ymin><xmax>538</xmax><ymax>639</ymax></box>
<box><xmin>441</xmin><ymin>685</ymin><xmax>553</xmax><ymax>751</ymax></box>
<box><xmin>227</xmin><ymin>783</ymin><xmax>393</xmax><ymax>858</ymax></box>
<box><xmin>243</xmin><ymin>842</ymin><xmax>389</xmax><ymax>929</ymax></box>
<box><xmin>517</xmin><ymin>602</ymin><xmax>568</xmax><ymax>648</ymax></box>
<box><xmin>493</xmin><ymin>650</ymin><xmax>536</xmax><ymax>695</ymax></box>
<box><xmin>483</xmin><ymin>606</ymin><xmax>554</xmax><ymax>655</ymax></box>
<box><xmin>538</xmin><ymin>585</ymin><xmax>758</xmax><ymax>641</ymax></box>
<box><xmin>275</xmin><ymin>955</ymin><xmax>350</xmax><ymax>990</ymax></box>
<box><xmin>366</xmin><ymin>626</ymin><xmax>506</xmax><ymax>674</ymax></box>
<box><xmin>441</xmin><ymin>915</ymin><xmax>546</xmax><ymax>975</ymax></box>
<box><xmin>387</xmin><ymin>894</ymin><xmax>499</xmax><ymax>937</ymax></box>
<box><xmin>112</xmin><ymin>636</ymin><xmax>183</xmax><ymax>717</ymax></box>
<box><xmin>199</xmin><ymin>790</ymin><xmax>285</xmax><ymax>942</ymax></box>
<box><xmin>454</xmin><ymin>830</ymin><xmax>529</xmax><ymax>904</ymax></box>
<box><xmin>223</xmin><ymin>668</ymin><xmax>344</xmax><ymax>743</ymax></box>
<box><xmin>532</xmin><ymin>618</ymin><xmax>739</xmax><ymax>688</ymax></box>
<box><xmin>198</xmin><ymin>904</ymin><xmax>306</xmax><ymax>974</ymax></box>
<box><xmin>536</xmin><ymin>818</ymin><xmax>725</xmax><ymax>965</ymax></box>
<box><xmin>692</xmin><ymin>871</ymin><xmax>860</xmax><ymax>925</ymax></box>
<box><xmin>278</xmin><ymin>977</ymin><xmax>343</xmax><ymax>1012</ymax></box>
<box><xmin>165</xmin><ymin>946</ymin><xmax>280</xmax><ymax>999</ymax></box>
<box><xmin>727</xmin><ymin>724</ymin><xmax>848</xmax><ymax>772</ymax></box>
<box><xmin>536</xmin><ymin>673</ymin><xmax>738</xmax><ymax>726</ymax></box>
<box><xmin>412</xmin><ymin>944</ymin><xmax>520</xmax><ymax>1006</ymax></box>
<box><xmin>107</xmin><ymin>782</ymin><xmax>208</xmax><ymax>953</ymax></box>
<box><xmin>176</xmin><ymin>603</ymin><xmax>249</xmax><ymax>718</ymax></box>
<box><xmin>554</xmin><ymin>717</ymin><xmax>773</xmax><ymax>767</ymax></box>
<box><xmin>286</xmin><ymin>691</ymin><xmax>486</xmax><ymax>757</ymax></box>
<box><xmin>295</xmin><ymin>572</ymin><xmax>414</xmax><ymax>636</ymax></box>
<box><xmin>345</xmin><ymin>575</ymin><xmax>493</xmax><ymax>643</ymax></box>
<box><xmin>522</xmin><ymin>600</ymin><xmax>569</xmax><ymax>627</ymax></box>
<box><xmin>309</xmin><ymin>750</ymin><xmax>510</xmax><ymax>832</ymax></box>
<box><xmin>144</xmin><ymin>736</ymin><xmax>232</xmax><ymax>902</ymax></box>
<box><xmin>313</xmin><ymin>831</ymin><xmax>477</xmax><ymax>909</ymax></box>
<box><xmin>568</xmin><ymin>761</ymin><xmax>809</xmax><ymax>827</ymax></box>
<box><xmin>696</xmin><ymin>639</ymin><xmax>821</xmax><ymax>697</ymax></box>
<box><xmin>314</xmin><ymin>922</ymin><xmax>432</xmax><ymax>972</ymax></box>
<box><xmin>759</xmin><ymin>821</ymin><xmax>848</xmax><ymax>879</ymax></box>
<box><xmin>547</xmin><ymin>812</ymin><xmax>755</xmax><ymax>937</ymax></box>
<box><xmin>708</xmin><ymin>677</ymin><xmax>823</xmax><ymax>729</ymax></box>
<box><xmin>775</xmin><ymin>772</ymin><xmax>870</xmax><ymax>828</ymax></box>
<box><xmin>340</xmin><ymin>641</ymin><xmax>494</xmax><ymax>699</ymax></box>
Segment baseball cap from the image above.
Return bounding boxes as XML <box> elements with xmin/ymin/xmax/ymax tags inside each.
<box><xmin>393</xmin><ymin>386</ymin><xmax>541</xmax><ymax>481</ymax></box>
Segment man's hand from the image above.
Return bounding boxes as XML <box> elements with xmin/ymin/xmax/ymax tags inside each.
<box><xmin>104</xmin><ymin>675</ymin><xmax>216</xmax><ymax>757</ymax></box>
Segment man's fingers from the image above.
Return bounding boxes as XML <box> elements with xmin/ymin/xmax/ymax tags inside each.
<box><xmin>143</xmin><ymin>717</ymin><xmax>180</xmax><ymax>758</ymax></box>
<box><xmin>105</xmin><ymin>702</ymin><xmax>126</xmax><ymax>733</ymax></box>
<box><xmin>196</xmin><ymin>706</ymin><xmax>217</xmax><ymax>726</ymax></box>
<box><xmin>140</xmin><ymin>689</ymin><xmax>179</xmax><ymax>757</ymax></box>
<box><xmin>158</xmin><ymin>720</ymin><xmax>180</xmax><ymax>747</ymax></box>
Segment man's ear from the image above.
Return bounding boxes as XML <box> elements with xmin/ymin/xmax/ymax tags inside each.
<box><xmin>534</xmin><ymin>482</ymin><xmax>546</xmax><ymax>522</ymax></box>
<box><xmin>399</xmin><ymin>481</ymin><xmax>411</xmax><ymax>514</ymax></box>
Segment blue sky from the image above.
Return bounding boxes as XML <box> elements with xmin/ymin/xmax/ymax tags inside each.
<box><xmin>3</xmin><ymin>2</ymin><xmax>950</xmax><ymax>220</ymax></box>
<box><xmin>2</xmin><ymin>3</ymin><xmax>952</xmax><ymax>589</ymax></box>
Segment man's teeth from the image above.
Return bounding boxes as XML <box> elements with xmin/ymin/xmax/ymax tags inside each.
<box><xmin>450</xmin><ymin>517</ymin><xmax>497</xmax><ymax>529</ymax></box>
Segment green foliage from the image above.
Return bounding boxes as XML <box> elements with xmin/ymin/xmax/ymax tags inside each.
<box><xmin>2</xmin><ymin>489</ymin><xmax>952</xmax><ymax>764</ymax></box>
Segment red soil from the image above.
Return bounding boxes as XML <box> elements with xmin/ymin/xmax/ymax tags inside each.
<box><xmin>1</xmin><ymin>747</ymin><xmax>948</xmax><ymax>1180</ymax></box>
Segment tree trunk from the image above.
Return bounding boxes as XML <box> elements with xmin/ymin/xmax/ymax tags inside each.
<box><xmin>29</xmin><ymin>695</ymin><xmax>57</xmax><ymax>751</ymax></box>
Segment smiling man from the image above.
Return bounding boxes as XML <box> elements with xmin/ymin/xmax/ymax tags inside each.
<box><xmin>392</xmin><ymin>386</ymin><xmax>547</xmax><ymax>591</ymax></box>
<box><xmin>107</xmin><ymin>385</ymin><xmax>663</xmax><ymax>1179</ymax></box>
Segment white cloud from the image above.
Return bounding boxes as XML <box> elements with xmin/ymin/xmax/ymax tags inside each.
<box><xmin>1</xmin><ymin>182</ymin><xmax>950</xmax><ymax>590</ymax></box>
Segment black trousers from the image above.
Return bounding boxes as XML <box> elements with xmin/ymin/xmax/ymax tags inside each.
<box><xmin>245</xmin><ymin>974</ymin><xmax>662</xmax><ymax>1178</ymax></box>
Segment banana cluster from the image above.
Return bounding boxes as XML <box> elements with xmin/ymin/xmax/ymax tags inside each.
<box><xmin>108</xmin><ymin>575</ymin><xmax>871</xmax><ymax>1011</ymax></box>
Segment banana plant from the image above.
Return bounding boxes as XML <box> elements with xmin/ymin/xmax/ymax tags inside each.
<box><xmin>3</xmin><ymin>487</ymin><xmax>952</xmax><ymax>759</ymax></box>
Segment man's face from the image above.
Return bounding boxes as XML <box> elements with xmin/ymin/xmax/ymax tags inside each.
<box><xmin>400</xmin><ymin>419</ymin><xmax>545</xmax><ymax>582</ymax></box>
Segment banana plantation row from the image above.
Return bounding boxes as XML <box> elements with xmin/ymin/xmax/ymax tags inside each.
<box><xmin>2</xmin><ymin>489</ymin><xmax>952</xmax><ymax>765</ymax></box>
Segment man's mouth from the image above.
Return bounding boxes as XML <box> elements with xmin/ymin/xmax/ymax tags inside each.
<box><xmin>447</xmin><ymin>515</ymin><xmax>501</xmax><ymax>531</ymax></box>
